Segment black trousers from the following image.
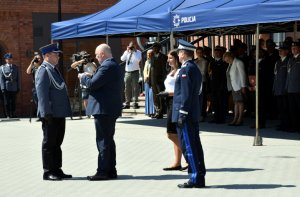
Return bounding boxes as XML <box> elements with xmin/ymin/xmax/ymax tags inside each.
<box><xmin>42</xmin><ymin>118</ymin><xmax>66</xmax><ymax>173</ymax></box>
<box><xmin>94</xmin><ymin>114</ymin><xmax>118</xmax><ymax>176</ymax></box>
<box><xmin>275</xmin><ymin>95</ymin><xmax>290</xmax><ymax>129</ymax></box>
<box><xmin>211</xmin><ymin>90</ymin><xmax>228</xmax><ymax>123</ymax></box>
<box><xmin>288</xmin><ymin>93</ymin><xmax>300</xmax><ymax>131</ymax></box>
<box><xmin>177</xmin><ymin>119</ymin><xmax>206</xmax><ymax>184</ymax></box>
<box><xmin>2</xmin><ymin>91</ymin><xmax>17</xmax><ymax>117</ymax></box>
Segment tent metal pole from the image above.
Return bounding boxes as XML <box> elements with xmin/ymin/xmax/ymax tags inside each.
<box><xmin>106</xmin><ymin>35</ymin><xmax>109</xmax><ymax>44</ymax></box>
<box><xmin>170</xmin><ymin>31</ymin><xmax>174</xmax><ymax>50</ymax></box>
<box><xmin>254</xmin><ymin>23</ymin><xmax>263</xmax><ymax>146</ymax></box>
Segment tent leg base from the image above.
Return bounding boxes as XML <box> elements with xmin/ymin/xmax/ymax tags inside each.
<box><xmin>253</xmin><ymin>136</ymin><xmax>263</xmax><ymax>146</ymax></box>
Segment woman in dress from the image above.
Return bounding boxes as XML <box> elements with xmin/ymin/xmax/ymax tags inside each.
<box><xmin>143</xmin><ymin>49</ymin><xmax>155</xmax><ymax>116</ymax></box>
<box><xmin>223</xmin><ymin>52</ymin><xmax>247</xmax><ymax>126</ymax></box>
<box><xmin>158</xmin><ymin>50</ymin><xmax>188</xmax><ymax>171</ymax></box>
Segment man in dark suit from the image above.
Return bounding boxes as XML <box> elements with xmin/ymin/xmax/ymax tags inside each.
<box><xmin>172</xmin><ymin>40</ymin><xmax>206</xmax><ymax>188</ymax></box>
<box><xmin>150</xmin><ymin>42</ymin><xmax>167</xmax><ymax>119</ymax></box>
<box><xmin>286</xmin><ymin>42</ymin><xmax>300</xmax><ymax>132</ymax></box>
<box><xmin>35</xmin><ymin>43</ymin><xmax>72</xmax><ymax>181</ymax></box>
<box><xmin>209</xmin><ymin>46</ymin><xmax>228</xmax><ymax>124</ymax></box>
<box><xmin>78</xmin><ymin>43</ymin><xmax>123</xmax><ymax>181</ymax></box>
<box><xmin>0</xmin><ymin>53</ymin><xmax>20</xmax><ymax>118</ymax></box>
<box><xmin>273</xmin><ymin>45</ymin><xmax>290</xmax><ymax>131</ymax></box>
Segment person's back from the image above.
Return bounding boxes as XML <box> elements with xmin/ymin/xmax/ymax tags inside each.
<box><xmin>86</xmin><ymin>58</ymin><xmax>123</xmax><ymax>117</ymax></box>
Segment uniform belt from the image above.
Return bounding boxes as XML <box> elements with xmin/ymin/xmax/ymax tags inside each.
<box><xmin>126</xmin><ymin>70</ymin><xmax>139</xmax><ymax>73</ymax></box>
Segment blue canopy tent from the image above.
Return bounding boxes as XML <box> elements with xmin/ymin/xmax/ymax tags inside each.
<box><xmin>52</xmin><ymin>0</ymin><xmax>185</xmax><ymax>40</ymax></box>
<box><xmin>52</xmin><ymin>0</ymin><xmax>300</xmax><ymax>145</ymax></box>
<box><xmin>52</xmin><ymin>0</ymin><xmax>300</xmax><ymax>40</ymax></box>
<box><xmin>171</xmin><ymin>0</ymin><xmax>300</xmax><ymax>33</ymax></box>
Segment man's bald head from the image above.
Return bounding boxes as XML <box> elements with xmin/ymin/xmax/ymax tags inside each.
<box><xmin>95</xmin><ymin>44</ymin><xmax>112</xmax><ymax>64</ymax></box>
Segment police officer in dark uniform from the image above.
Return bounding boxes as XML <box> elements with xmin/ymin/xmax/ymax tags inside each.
<box><xmin>0</xmin><ymin>53</ymin><xmax>20</xmax><ymax>118</ymax></box>
<box><xmin>35</xmin><ymin>43</ymin><xmax>72</xmax><ymax>180</ymax></box>
<box><xmin>273</xmin><ymin>45</ymin><xmax>290</xmax><ymax>131</ymax></box>
<box><xmin>286</xmin><ymin>42</ymin><xmax>300</xmax><ymax>132</ymax></box>
<box><xmin>172</xmin><ymin>40</ymin><xmax>206</xmax><ymax>188</ymax></box>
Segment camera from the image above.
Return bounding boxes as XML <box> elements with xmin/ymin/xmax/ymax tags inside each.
<box><xmin>33</xmin><ymin>57</ymin><xmax>39</xmax><ymax>63</ymax></box>
<box><xmin>33</xmin><ymin>52</ymin><xmax>40</xmax><ymax>63</ymax></box>
<box><xmin>71</xmin><ymin>51</ymin><xmax>92</xmax><ymax>73</ymax></box>
<box><xmin>72</xmin><ymin>51</ymin><xmax>91</xmax><ymax>63</ymax></box>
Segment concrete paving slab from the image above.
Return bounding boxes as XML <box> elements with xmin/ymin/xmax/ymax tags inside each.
<box><xmin>0</xmin><ymin>116</ymin><xmax>299</xmax><ymax>197</ymax></box>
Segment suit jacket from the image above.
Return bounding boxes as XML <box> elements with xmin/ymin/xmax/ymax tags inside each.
<box><xmin>150</xmin><ymin>53</ymin><xmax>167</xmax><ymax>87</ymax></box>
<box><xmin>172</xmin><ymin>60</ymin><xmax>202</xmax><ymax>123</ymax></box>
<box><xmin>210</xmin><ymin>58</ymin><xmax>228</xmax><ymax>93</ymax></box>
<box><xmin>0</xmin><ymin>64</ymin><xmax>20</xmax><ymax>92</ymax></box>
<box><xmin>80</xmin><ymin>58</ymin><xmax>123</xmax><ymax>117</ymax></box>
<box><xmin>286</xmin><ymin>54</ymin><xmax>300</xmax><ymax>93</ymax></box>
<box><xmin>35</xmin><ymin>61</ymin><xmax>71</xmax><ymax>118</ymax></box>
<box><xmin>226</xmin><ymin>58</ymin><xmax>246</xmax><ymax>91</ymax></box>
<box><xmin>273</xmin><ymin>56</ymin><xmax>289</xmax><ymax>95</ymax></box>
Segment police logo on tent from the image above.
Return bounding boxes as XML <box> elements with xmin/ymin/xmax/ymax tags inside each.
<box><xmin>173</xmin><ymin>14</ymin><xmax>181</xmax><ymax>28</ymax></box>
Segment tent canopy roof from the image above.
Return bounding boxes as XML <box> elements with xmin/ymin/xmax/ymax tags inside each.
<box><xmin>51</xmin><ymin>0</ymin><xmax>300</xmax><ymax>40</ymax></box>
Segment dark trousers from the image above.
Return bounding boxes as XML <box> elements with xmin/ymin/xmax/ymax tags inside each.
<box><xmin>275</xmin><ymin>95</ymin><xmax>290</xmax><ymax>129</ymax></box>
<box><xmin>94</xmin><ymin>114</ymin><xmax>118</xmax><ymax>176</ymax></box>
<box><xmin>42</xmin><ymin>118</ymin><xmax>65</xmax><ymax>173</ymax></box>
<box><xmin>288</xmin><ymin>93</ymin><xmax>300</xmax><ymax>131</ymax></box>
<box><xmin>0</xmin><ymin>91</ymin><xmax>5</xmax><ymax>118</ymax></box>
<box><xmin>211</xmin><ymin>90</ymin><xmax>227</xmax><ymax>123</ymax></box>
<box><xmin>2</xmin><ymin>91</ymin><xmax>17</xmax><ymax>117</ymax></box>
<box><xmin>177</xmin><ymin>119</ymin><xmax>206</xmax><ymax>184</ymax></box>
<box><xmin>151</xmin><ymin>82</ymin><xmax>164</xmax><ymax>116</ymax></box>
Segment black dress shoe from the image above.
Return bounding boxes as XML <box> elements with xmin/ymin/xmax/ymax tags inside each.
<box><xmin>163</xmin><ymin>165</ymin><xmax>182</xmax><ymax>171</ymax></box>
<box><xmin>43</xmin><ymin>173</ymin><xmax>62</xmax><ymax>181</ymax></box>
<box><xmin>87</xmin><ymin>174</ymin><xmax>109</xmax><ymax>181</ymax></box>
<box><xmin>133</xmin><ymin>104</ymin><xmax>140</xmax><ymax>109</ymax></box>
<box><xmin>122</xmin><ymin>105</ymin><xmax>130</xmax><ymax>109</ymax></box>
<box><xmin>56</xmin><ymin>169</ymin><xmax>72</xmax><ymax>179</ymax></box>
<box><xmin>178</xmin><ymin>181</ymin><xmax>205</xmax><ymax>188</ymax></box>
<box><xmin>152</xmin><ymin>114</ymin><xmax>163</xmax><ymax>119</ymax></box>
<box><xmin>108</xmin><ymin>173</ymin><xmax>118</xmax><ymax>179</ymax></box>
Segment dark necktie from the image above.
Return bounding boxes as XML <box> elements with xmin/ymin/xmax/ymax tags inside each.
<box><xmin>127</xmin><ymin>52</ymin><xmax>133</xmax><ymax>65</ymax></box>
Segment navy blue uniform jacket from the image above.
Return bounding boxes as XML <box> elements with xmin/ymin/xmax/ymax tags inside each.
<box><xmin>172</xmin><ymin>60</ymin><xmax>202</xmax><ymax>123</ymax></box>
<box><xmin>80</xmin><ymin>58</ymin><xmax>123</xmax><ymax>117</ymax></box>
<box><xmin>35</xmin><ymin>62</ymin><xmax>71</xmax><ymax>118</ymax></box>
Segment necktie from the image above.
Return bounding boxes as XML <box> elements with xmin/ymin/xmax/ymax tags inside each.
<box><xmin>127</xmin><ymin>52</ymin><xmax>133</xmax><ymax>65</ymax></box>
<box><xmin>54</xmin><ymin>67</ymin><xmax>62</xmax><ymax>78</ymax></box>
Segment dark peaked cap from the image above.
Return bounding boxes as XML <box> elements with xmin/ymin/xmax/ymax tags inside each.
<box><xmin>39</xmin><ymin>43</ymin><xmax>62</xmax><ymax>55</ymax></box>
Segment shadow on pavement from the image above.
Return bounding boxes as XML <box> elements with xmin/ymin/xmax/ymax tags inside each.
<box><xmin>208</xmin><ymin>184</ymin><xmax>296</xmax><ymax>190</ymax></box>
<box><xmin>117</xmin><ymin>174</ymin><xmax>188</xmax><ymax>180</ymax></box>
<box><xmin>207</xmin><ymin>168</ymin><xmax>263</xmax><ymax>172</ymax></box>
<box><xmin>117</xmin><ymin>117</ymin><xmax>300</xmax><ymax>141</ymax></box>
<box><xmin>66</xmin><ymin>174</ymin><xmax>188</xmax><ymax>181</ymax></box>
<box><xmin>118</xmin><ymin>118</ymin><xmax>166</xmax><ymax>128</ymax></box>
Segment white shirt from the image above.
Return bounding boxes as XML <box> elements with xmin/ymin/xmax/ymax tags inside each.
<box><xmin>164</xmin><ymin>69</ymin><xmax>180</xmax><ymax>93</ymax></box>
<box><xmin>120</xmin><ymin>50</ymin><xmax>142</xmax><ymax>72</ymax></box>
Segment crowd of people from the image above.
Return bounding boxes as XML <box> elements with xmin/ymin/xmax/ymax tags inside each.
<box><xmin>140</xmin><ymin>37</ymin><xmax>300</xmax><ymax>133</ymax></box>
<box><xmin>1</xmin><ymin>36</ymin><xmax>300</xmax><ymax>189</ymax></box>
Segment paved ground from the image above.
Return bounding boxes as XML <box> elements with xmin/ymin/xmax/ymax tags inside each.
<box><xmin>0</xmin><ymin>115</ymin><xmax>299</xmax><ymax>197</ymax></box>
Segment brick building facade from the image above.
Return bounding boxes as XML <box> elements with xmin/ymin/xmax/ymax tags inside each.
<box><xmin>0</xmin><ymin>0</ymin><xmax>140</xmax><ymax>117</ymax></box>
